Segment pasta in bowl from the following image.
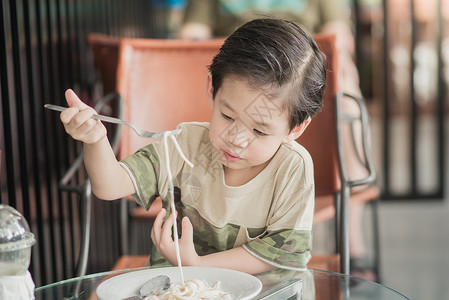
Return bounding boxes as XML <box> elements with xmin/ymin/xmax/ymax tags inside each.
<box><xmin>143</xmin><ymin>278</ymin><xmax>231</xmax><ymax>299</ymax></box>
<box><xmin>96</xmin><ymin>266</ymin><xmax>262</xmax><ymax>300</ymax></box>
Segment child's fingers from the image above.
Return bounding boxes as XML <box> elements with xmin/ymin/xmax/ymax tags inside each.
<box><xmin>74</xmin><ymin>109</ymin><xmax>97</xmax><ymax>127</ymax></box>
<box><xmin>65</xmin><ymin>89</ymin><xmax>90</xmax><ymax>110</ymax></box>
<box><xmin>63</xmin><ymin>107</ymin><xmax>94</xmax><ymax>128</ymax></box>
<box><xmin>61</xmin><ymin>108</ymin><xmax>98</xmax><ymax>142</ymax></box>
<box><xmin>161</xmin><ymin>213</ymin><xmax>175</xmax><ymax>244</ymax></box>
<box><xmin>180</xmin><ymin>216</ymin><xmax>193</xmax><ymax>242</ymax></box>
<box><xmin>81</xmin><ymin>121</ymin><xmax>107</xmax><ymax>144</ymax></box>
<box><xmin>151</xmin><ymin>208</ymin><xmax>166</xmax><ymax>245</ymax></box>
<box><xmin>179</xmin><ymin>217</ymin><xmax>201</xmax><ymax>266</ymax></box>
<box><xmin>60</xmin><ymin>107</ymin><xmax>80</xmax><ymax>125</ymax></box>
<box><xmin>61</xmin><ymin>89</ymin><xmax>97</xmax><ymax>127</ymax></box>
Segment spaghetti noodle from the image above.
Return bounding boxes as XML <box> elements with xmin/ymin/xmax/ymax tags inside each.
<box><xmin>153</xmin><ymin>133</ymin><xmax>231</xmax><ymax>299</ymax></box>
<box><xmin>143</xmin><ymin>279</ymin><xmax>232</xmax><ymax>300</ymax></box>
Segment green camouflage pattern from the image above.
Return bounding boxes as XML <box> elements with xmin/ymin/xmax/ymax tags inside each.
<box><xmin>121</xmin><ymin>145</ymin><xmax>161</xmax><ymax>210</ymax></box>
<box><xmin>150</xmin><ymin>198</ymin><xmax>312</xmax><ymax>269</ymax></box>
<box><xmin>122</xmin><ymin>139</ymin><xmax>312</xmax><ymax>270</ymax></box>
<box><xmin>245</xmin><ymin>229</ymin><xmax>312</xmax><ymax>269</ymax></box>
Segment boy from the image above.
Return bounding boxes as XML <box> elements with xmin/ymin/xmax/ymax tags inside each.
<box><xmin>60</xmin><ymin>19</ymin><xmax>326</xmax><ymax>274</ymax></box>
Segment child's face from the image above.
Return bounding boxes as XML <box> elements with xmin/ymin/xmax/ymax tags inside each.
<box><xmin>208</xmin><ymin>75</ymin><xmax>299</xmax><ymax>172</ymax></box>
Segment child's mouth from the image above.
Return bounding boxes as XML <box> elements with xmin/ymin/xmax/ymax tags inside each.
<box><xmin>223</xmin><ymin>150</ymin><xmax>241</xmax><ymax>162</ymax></box>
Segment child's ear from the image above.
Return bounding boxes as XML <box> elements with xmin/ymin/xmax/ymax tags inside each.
<box><xmin>206</xmin><ymin>72</ymin><xmax>214</xmax><ymax>108</ymax></box>
<box><xmin>283</xmin><ymin>117</ymin><xmax>312</xmax><ymax>143</ymax></box>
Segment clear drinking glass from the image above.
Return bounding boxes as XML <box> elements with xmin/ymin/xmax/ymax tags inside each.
<box><xmin>0</xmin><ymin>204</ymin><xmax>36</xmax><ymax>276</ymax></box>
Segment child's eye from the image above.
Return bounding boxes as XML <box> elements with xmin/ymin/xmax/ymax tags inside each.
<box><xmin>221</xmin><ymin>113</ymin><xmax>233</xmax><ymax>121</ymax></box>
<box><xmin>253</xmin><ymin>129</ymin><xmax>267</xmax><ymax>136</ymax></box>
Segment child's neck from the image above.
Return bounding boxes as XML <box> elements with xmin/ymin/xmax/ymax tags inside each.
<box><xmin>223</xmin><ymin>161</ymin><xmax>270</xmax><ymax>187</ymax></box>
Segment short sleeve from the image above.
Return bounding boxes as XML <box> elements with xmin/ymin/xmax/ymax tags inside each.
<box><xmin>120</xmin><ymin>144</ymin><xmax>160</xmax><ymax>210</ymax></box>
<box><xmin>243</xmin><ymin>229</ymin><xmax>312</xmax><ymax>270</ymax></box>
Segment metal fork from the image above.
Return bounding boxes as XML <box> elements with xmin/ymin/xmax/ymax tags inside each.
<box><xmin>44</xmin><ymin>104</ymin><xmax>181</xmax><ymax>139</ymax></box>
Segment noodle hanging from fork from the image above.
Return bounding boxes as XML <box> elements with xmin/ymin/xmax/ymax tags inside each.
<box><xmin>155</xmin><ymin>133</ymin><xmax>231</xmax><ymax>299</ymax></box>
<box><xmin>162</xmin><ymin>132</ymin><xmax>194</xmax><ymax>285</ymax></box>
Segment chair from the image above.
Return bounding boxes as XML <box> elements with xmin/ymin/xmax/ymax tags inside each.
<box><xmin>87</xmin><ymin>33</ymin><xmax>121</xmax><ymax>95</ymax></box>
<box><xmin>299</xmin><ymin>34</ymin><xmax>379</xmax><ymax>276</ymax></box>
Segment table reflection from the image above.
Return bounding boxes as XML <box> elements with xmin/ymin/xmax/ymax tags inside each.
<box><xmin>34</xmin><ymin>267</ymin><xmax>409</xmax><ymax>300</ymax></box>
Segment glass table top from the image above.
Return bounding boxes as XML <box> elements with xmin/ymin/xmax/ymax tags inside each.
<box><xmin>34</xmin><ymin>267</ymin><xmax>409</xmax><ymax>300</ymax></box>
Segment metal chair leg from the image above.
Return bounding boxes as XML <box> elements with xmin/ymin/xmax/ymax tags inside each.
<box><xmin>334</xmin><ymin>192</ymin><xmax>341</xmax><ymax>256</ymax></box>
<box><xmin>371</xmin><ymin>197</ymin><xmax>382</xmax><ymax>283</ymax></box>
<box><xmin>340</xmin><ymin>186</ymin><xmax>351</xmax><ymax>276</ymax></box>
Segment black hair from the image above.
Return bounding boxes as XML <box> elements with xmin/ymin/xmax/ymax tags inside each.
<box><xmin>209</xmin><ymin>18</ymin><xmax>326</xmax><ymax>130</ymax></box>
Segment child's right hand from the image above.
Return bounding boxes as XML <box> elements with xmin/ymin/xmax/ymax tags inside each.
<box><xmin>60</xmin><ymin>89</ymin><xmax>107</xmax><ymax>144</ymax></box>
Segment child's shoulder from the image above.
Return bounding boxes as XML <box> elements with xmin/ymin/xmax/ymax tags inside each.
<box><xmin>280</xmin><ymin>140</ymin><xmax>313</xmax><ymax>163</ymax></box>
<box><xmin>275</xmin><ymin>141</ymin><xmax>314</xmax><ymax>185</ymax></box>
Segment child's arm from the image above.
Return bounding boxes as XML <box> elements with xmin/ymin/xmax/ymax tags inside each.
<box><xmin>61</xmin><ymin>89</ymin><xmax>135</xmax><ymax>200</ymax></box>
<box><xmin>196</xmin><ymin>246</ymin><xmax>276</xmax><ymax>274</ymax></box>
<box><xmin>151</xmin><ymin>209</ymin><xmax>276</xmax><ymax>274</ymax></box>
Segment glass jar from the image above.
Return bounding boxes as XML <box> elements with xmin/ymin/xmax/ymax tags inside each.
<box><xmin>0</xmin><ymin>204</ymin><xmax>36</xmax><ymax>276</ymax></box>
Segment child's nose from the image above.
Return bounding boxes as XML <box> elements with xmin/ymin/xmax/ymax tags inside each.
<box><xmin>226</xmin><ymin>124</ymin><xmax>250</xmax><ymax>148</ymax></box>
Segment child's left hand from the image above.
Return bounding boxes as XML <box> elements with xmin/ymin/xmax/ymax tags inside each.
<box><xmin>151</xmin><ymin>208</ymin><xmax>201</xmax><ymax>266</ymax></box>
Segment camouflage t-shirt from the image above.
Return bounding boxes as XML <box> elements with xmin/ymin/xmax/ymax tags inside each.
<box><xmin>120</xmin><ymin>122</ymin><xmax>315</xmax><ymax>271</ymax></box>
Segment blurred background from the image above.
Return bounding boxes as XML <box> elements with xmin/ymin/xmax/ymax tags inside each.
<box><xmin>0</xmin><ymin>0</ymin><xmax>448</xmax><ymax>299</ymax></box>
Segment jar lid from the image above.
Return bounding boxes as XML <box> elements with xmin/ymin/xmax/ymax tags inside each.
<box><xmin>0</xmin><ymin>205</ymin><xmax>36</xmax><ymax>252</ymax></box>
